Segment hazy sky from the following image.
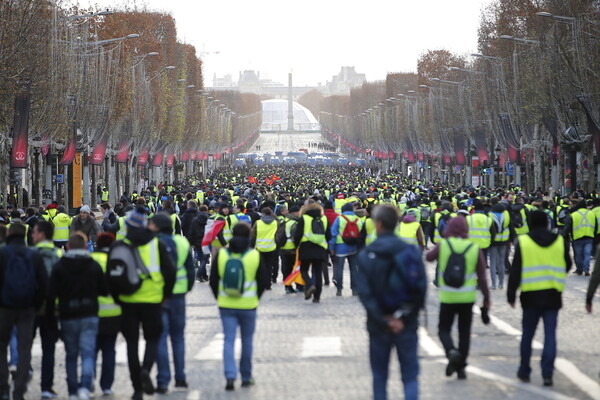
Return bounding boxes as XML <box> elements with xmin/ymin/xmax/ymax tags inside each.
<box><xmin>84</xmin><ymin>0</ymin><xmax>492</xmax><ymax>87</ymax></box>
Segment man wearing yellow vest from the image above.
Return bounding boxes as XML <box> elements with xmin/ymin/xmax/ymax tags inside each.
<box><xmin>293</xmin><ymin>201</ymin><xmax>331</xmax><ymax>303</ymax></box>
<box><xmin>489</xmin><ymin>201</ymin><xmax>512</xmax><ymax>290</ymax></box>
<box><xmin>329</xmin><ymin>203</ymin><xmax>364</xmax><ymax>297</ymax></box>
<box><xmin>426</xmin><ymin>217</ymin><xmax>490</xmax><ymax>380</ymax></box>
<box><xmin>279</xmin><ymin>205</ymin><xmax>302</xmax><ymax>294</ymax></box>
<box><xmin>90</xmin><ymin>233</ymin><xmax>120</xmax><ymax>396</ymax></box>
<box><xmin>466</xmin><ymin>199</ymin><xmax>496</xmax><ymax>260</ymax></box>
<box><xmin>31</xmin><ymin>221</ymin><xmax>62</xmax><ymax>399</ymax></box>
<box><xmin>397</xmin><ymin>214</ymin><xmax>425</xmax><ymax>252</ymax></box>
<box><xmin>567</xmin><ymin>199</ymin><xmax>596</xmax><ymax>276</ymax></box>
<box><xmin>508</xmin><ymin>210</ymin><xmax>570</xmax><ymax>387</ymax></box>
<box><xmin>52</xmin><ymin>206</ymin><xmax>72</xmax><ymax>249</ymax></box>
<box><xmin>250</xmin><ymin>208</ymin><xmax>279</xmax><ymax>289</ymax></box>
<box><xmin>109</xmin><ymin>207</ymin><xmax>176</xmax><ymax>400</ymax></box>
<box><xmin>148</xmin><ymin>213</ymin><xmax>195</xmax><ymax>394</ymax></box>
<box><xmin>209</xmin><ymin>222</ymin><xmax>268</xmax><ymax>391</ymax></box>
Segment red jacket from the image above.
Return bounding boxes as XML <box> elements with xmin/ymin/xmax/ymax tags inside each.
<box><xmin>324</xmin><ymin>208</ymin><xmax>338</xmax><ymax>227</ymax></box>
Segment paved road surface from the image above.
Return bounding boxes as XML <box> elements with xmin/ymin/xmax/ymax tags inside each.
<box><xmin>251</xmin><ymin>132</ymin><xmax>334</xmax><ymax>155</ymax></box>
<box><xmin>23</xmin><ymin>255</ymin><xmax>600</xmax><ymax>400</ymax></box>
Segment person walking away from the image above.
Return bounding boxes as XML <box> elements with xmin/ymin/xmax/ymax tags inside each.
<box><xmin>0</xmin><ymin>224</ymin><xmax>47</xmax><ymax>400</ymax></box>
<box><xmin>179</xmin><ymin>200</ymin><xmax>198</xmax><ymax>239</ymax></box>
<box><xmin>209</xmin><ymin>222</ymin><xmax>268</xmax><ymax>391</ymax></box>
<box><xmin>293</xmin><ymin>201</ymin><xmax>331</xmax><ymax>303</ymax></box>
<box><xmin>52</xmin><ymin>206</ymin><xmax>72</xmax><ymax>249</ymax></box>
<box><xmin>90</xmin><ymin>233</ymin><xmax>121</xmax><ymax>396</ymax></box>
<box><xmin>465</xmin><ymin>199</ymin><xmax>496</xmax><ymax>261</ymax></box>
<box><xmin>47</xmin><ymin>232</ymin><xmax>109</xmax><ymax>400</ymax></box>
<box><xmin>356</xmin><ymin>204</ymin><xmax>426</xmax><ymax>400</ymax></box>
<box><xmin>278</xmin><ymin>206</ymin><xmax>301</xmax><ymax>294</ymax></box>
<box><xmin>31</xmin><ymin>221</ymin><xmax>63</xmax><ymax>399</ymax></box>
<box><xmin>508</xmin><ymin>210</ymin><xmax>570</xmax><ymax>386</ymax></box>
<box><xmin>189</xmin><ymin>205</ymin><xmax>210</xmax><ymax>282</ymax></box>
<box><xmin>397</xmin><ymin>213</ymin><xmax>425</xmax><ymax>252</ymax></box>
<box><xmin>489</xmin><ymin>202</ymin><xmax>511</xmax><ymax>289</ymax></box>
<box><xmin>567</xmin><ymin>198</ymin><xmax>596</xmax><ymax>276</ymax></box>
<box><xmin>250</xmin><ymin>208</ymin><xmax>279</xmax><ymax>289</ymax></box>
<box><xmin>329</xmin><ymin>203</ymin><xmax>364</xmax><ymax>296</ymax></box>
<box><xmin>148</xmin><ymin>213</ymin><xmax>195</xmax><ymax>393</ymax></box>
<box><xmin>426</xmin><ymin>217</ymin><xmax>491</xmax><ymax>380</ymax></box>
<box><xmin>108</xmin><ymin>206</ymin><xmax>176</xmax><ymax>400</ymax></box>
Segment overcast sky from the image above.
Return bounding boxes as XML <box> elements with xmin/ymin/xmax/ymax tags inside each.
<box><xmin>84</xmin><ymin>0</ymin><xmax>491</xmax><ymax>87</ymax></box>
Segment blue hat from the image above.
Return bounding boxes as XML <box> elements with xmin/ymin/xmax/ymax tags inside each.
<box><xmin>126</xmin><ymin>207</ymin><xmax>148</xmax><ymax>229</ymax></box>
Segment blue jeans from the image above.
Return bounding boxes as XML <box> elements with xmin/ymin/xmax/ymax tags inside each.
<box><xmin>489</xmin><ymin>245</ymin><xmax>507</xmax><ymax>288</ymax></box>
<box><xmin>95</xmin><ymin>333</ymin><xmax>117</xmax><ymax>391</ymax></box>
<box><xmin>9</xmin><ymin>327</ymin><xmax>17</xmax><ymax>367</ymax></box>
<box><xmin>369</xmin><ymin>320</ymin><xmax>419</xmax><ymax>400</ymax></box>
<box><xmin>219</xmin><ymin>308</ymin><xmax>256</xmax><ymax>381</ymax></box>
<box><xmin>61</xmin><ymin>317</ymin><xmax>99</xmax><ymax>395</ymax></box>
<box><xmin>195</xmin><ymin>250</ymin><xmax>209</xmax><ymax>280</ymax></box>
<box><xmin>572</xmin><ymin>238</ymin><xmax>593</xmax><ymax>273</ymax></box>
<box><xmin>157</xmin><ymin>295</ymin><xmax>187</xmax><ymax>388</ymax></box>
<box><xmin>519</xmin><ymin>308</ymin><xmax>558</xmax><ymax>379</ymax></box>
<box><xmin>334</xmin><ymin>252</ymin><xmax>358</xmax><ymax>291</ymax></box>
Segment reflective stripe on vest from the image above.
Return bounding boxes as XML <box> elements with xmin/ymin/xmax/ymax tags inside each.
<box><xmin>281</xmin><ymin>218</ymin><xmax>297</xmax><ymax>250</ymax></box>
<box><xmin>518</xmin><ymin>234</ymin><xmax>566</xmax><ymax>293</ymax></box>
<box><xmin>493</xmin><ymin>211</ymin><xmax>511</xmax><ymax>243</ymax></box>
<box><xmin>515</xmin><ymin>208</ymin><xmax>529</xmax><ymax>235</ymax></box>
<box><xmin>467</xmin><ymin>213</ymin><xmax>492</xmax><ymax>249</ymax></box>
<box><xmin>364</xmin><ymin>217</ymin><xmax>376</xmax><ymax>246</ymax></box>
<box><xmin>217</xmin><ymin>248</ymin><xmax>260</xmax><ymax>309</ymax></box>
<box><xmin>572</xmin><ymin>209</ymin><xmax>595</xmax><ymax>240</ymax></box>
<box><xmin>301</xmin><ymin>214</ymin><xmax>328</xmax><ymax>249</ymax></box>
<box><xmin>437</xmin><ymin>237</ymin><xmax>479</xmax><ymax>304</ymax></box>
<box><xmin>173</xmin><ymin>235</ymin><xmax>191</xmax><ymax>294</ymax></box>
<box><xmin>119</xmin><ymin>238</ymin><xmax>164</xmax><ymax>304</ymax></box>
<box><xmin>91</xmin><ymin>251</ymin><xmax>122</xmax><ymax>318</ymax></box>
<box><xmin>255</xmin><ymin>219</ymin><xmax>278</xmax><ymax>252</ymax></box>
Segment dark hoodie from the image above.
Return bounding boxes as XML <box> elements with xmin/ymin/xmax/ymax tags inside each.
<box><xmin>47</xmin><ymin>248</ymin><xmax>108</xmax><ymax>321</ymax></box>
<box><xmin>426</xmin><ymin>217</ymin><xmax>491</xmax><ymax>306</ymax></box>
<box><xmin>293</xmin><ymin>203</ymin><xmax>331</xmax><ymax>261</ymax></box>
<box><xmin>209</xmin><ymin>236</ymin><xmax>268</xmax><ymax>301</ymax></box>
<box><xmin>507</xmin><ymin>227</ymin><xmax>571</xmax><ymax>309</ymax></box>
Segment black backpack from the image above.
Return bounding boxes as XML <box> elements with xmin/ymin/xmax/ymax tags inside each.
<box><xmin>1</xmin><ymin>246</ymin><xmax>37</xmax><ymax>307</ymax></box>
<box><xmin>107</xmin><ymin>241</ymin><xmax>151</xmax><ymax>295</ymax></box>
<box><xmin>511</xmin><ymin>205</ymin><xmax>525</xmax><ymax>228</ymax></box>
<box><xmin>442</xmin><ymin>240</ymin><xmax>473</xmax><ymax>288</ymax></box>
<box><xmin>311</xmin><ymin>216</ymin><xmax>325</xmax><ymax>235</ymax></box>
<box><xmin>37</xmin><ymin>247</ymin><xmax>60</xmax><ymax>277</ymax></box>
<box><xmin>275</xmin><ymin>220</ymin><xmax>288</xmax><ymax>248</ymax></box>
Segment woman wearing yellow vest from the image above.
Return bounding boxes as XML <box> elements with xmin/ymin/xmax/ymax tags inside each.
<box><xmin>426</xmin><ymin>217</ymin><xmax>491</xmax><ymax>380</ymax></box>
<box><xmin>209</xmin><ymin>222</ymin><xmax>268</xmax><ymax>391</ymax></box>
<box><xmin>508</xmin><ymin>210</ymin><xmax>571</xmax><ymax>387</ymax></box>
<box><xmin>90</xmin><ymin>233</ymin><xmax>121</xmax><ymax>396</ymax></box>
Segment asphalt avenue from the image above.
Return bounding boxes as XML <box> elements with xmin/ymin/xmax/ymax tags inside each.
<box><xmin>26</xmin><ymin>257</ymin><xmax>600</xmax><ymax>400</ymax></box>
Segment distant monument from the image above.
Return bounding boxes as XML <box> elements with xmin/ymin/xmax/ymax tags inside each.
<box><xmin>287</xmin><ymin>72</ymin><xmax>294</xmax><ymax>131</ymax></box>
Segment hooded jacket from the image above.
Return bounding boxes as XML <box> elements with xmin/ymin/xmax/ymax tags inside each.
<box><xmin>426</xmin><ymin>217</ymin><xmax>490</xmax><ymax>305</ymax></box>
<box><xmin>47</xmin><ymin>248</ymin><xmax>108</xmax><ymax>320</ymax></box>
<box><xmin>180</xmin><ymin>207</ymin><xmax>198</xmax><ymax>240</ymax></box>
<box><xmin>507</xmin><ymin>227</ymin><xmax>571</xmax><ymax>309</ymax></box>
<box><xmin>249</xmin><ymin>214</ymin><xmax>277</xmax><ymax>249</ymax></box>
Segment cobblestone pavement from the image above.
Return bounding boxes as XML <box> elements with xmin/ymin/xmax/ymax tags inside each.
<box><xmin>22</xmin><ymin>256</ymin><xmax>600</xmax><ymax>400</ymax></box>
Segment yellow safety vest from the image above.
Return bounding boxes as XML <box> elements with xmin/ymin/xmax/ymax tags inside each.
<box><xmin>467</xmin><ymin>213</ymin><xmax>493</xmax><ymax>249</ymax></box>
<box><xmin>300</xmin><ymin>214</ymin><xmax>328</xmax><ymax>249</ymax></box>
<box><xmin>514</xmin><ymin>207</ymin><xmax>530</xmax><ymax>236</ymax></box>
<box><xmin>518</xmin><ymin>234</ymin><xmax>566</xmax><ymax>293</ymax></box>
<box><xmin>101</xmin><ymin>190</ymin><xmax>109</xmax><ymax>202</ymax></box>
<box><xmin>116</xmin><ymin>216</ymin><xmax>127</xmax><ymax>241</ymax></box>
<box><xmin>438</xmin><ymin>237</ymin><xmax>479</xmax><ymax>304</ymax></box>
<box><xmin>364</xmin><ymin>217</ymin><xmax>376</xmax><ymax>246</ymax></box>
<box><xmin>281</xmin><ymin>217</ymin><xmax>298</xmax><ymax>251</ymax></box>
<box><xmin>118</xmin><ymin>238</ymin><xmax>165</xmax><ymax>304</ymax></box>
<box><xmin>217</xmin><ymin>248</ymin><xmax>260</xmax><ymax>309</ymax></box>
<box><xmin>91</xmin><ymin>251</ymin><xmax>122</xmax><ymax>318</ymax></box>
<box><xmin>433</xmin><ymin>211</ymin><xmax>456</xmax><ymax>244</ymax></box>
<box><xmin>255</xmin><ymin>220</ymin><xmax>278</xmax><ymax>252</ymax></box>
<box><xmin>492</xmin><ymin>210</ymin><xmax>511</xmax><ymax>243</ymax></box>
<box><xmin>571</xmin><ymin>209</ymin><xmax>596</xmax><ymax>240</ymax></box>
<box><xmin>396</xmin><ymin>221</ymin><xmax>423</xmax><ymax>247</ymax></box>
<box><xmin>171</xmin><ymin>235</ymin><xmax>191</xmax><ymax>295</ymax></box>
<box><xmin>52</xmin><ymin>213</ymin><xmax>72</xmax><ymax>242</ymax></box>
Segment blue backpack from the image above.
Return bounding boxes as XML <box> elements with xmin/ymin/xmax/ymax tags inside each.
<box><xmin>1</xmin><ymin>246</ymin><xmax>37</xmax><ymax>307</ymax></box>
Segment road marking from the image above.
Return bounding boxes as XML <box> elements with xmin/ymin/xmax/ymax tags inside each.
<box><xmin>194</xmin><ymin>333</ymin><xmax>240</xmax><ymax>361</ymax></box>
<box><xmin>418</xmin><ymin>328</ymin><xmax>579</xmax><ymax>400</ymax></box>
<box><xmin>479</xmin><ymin>308</ymin><xmax>600</xmax><ymax>399</ymax></box>
<box><xmin>301</xmin><ymin>337</ymin><xmax>342</xmax><ymax>358</ymax></box>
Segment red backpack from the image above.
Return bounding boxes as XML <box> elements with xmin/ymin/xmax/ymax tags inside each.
<box><xmin>341</xmin><ymin>216</ymin><xmax>360</xmax><ymax>245</ymax></box>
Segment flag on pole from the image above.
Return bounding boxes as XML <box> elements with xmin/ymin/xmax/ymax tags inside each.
<box><xmin>283</xmin><ymin>252</ymin><xmax>305</xmax><ymax>286</ymax></box>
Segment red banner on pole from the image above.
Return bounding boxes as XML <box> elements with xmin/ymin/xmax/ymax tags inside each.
<box><xmin>90</xmin><ymin>135</ymin><xmax>107</xmax><ymax>165</ymax></box>
<box><xmin>152</xmin><ymin>149</ymin><xmax>164</xmax><ymax>166</ymax></box>
<box><xmin>10</xmin><ymin>91</ymin><xmax>31</xmax><ymax>168</ymax></box>
<box><xmin>114</xmin><ymin>142</ymin><xmax>129</xmax><ymax>163</ymax></box>
<box><xmin>59</xmin><ymin>136</ymin><xmax>76</xmax><ymax>165</ymax></box>
<box><xmin>138</xmin><ymin>150</ymin><xmax>149</xmax><ymax>166</ymax></box>
<box><xmin>166</xmin><ymin>154</ymin><xmax>175</xmax><ymax>167</ymax></box>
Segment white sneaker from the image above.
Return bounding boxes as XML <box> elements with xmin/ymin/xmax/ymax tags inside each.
<box><xmin>41</xmin><ymin>391</ymin><xmax>58</xmax><ymax>399</ymax></box>
<box><xmin>102</xmin><ymin>390</ymin><xmax>113</xmax><ymax>397</ymax></box>
<box><xmin>78</xmin><ymin>388</ymin><xmax>90</xmax><ymax>400</ymax></box>
<box><xmin>69</xmin><ymin>395</ymin><xmax>79</xmax><ymax>400</ymax></box>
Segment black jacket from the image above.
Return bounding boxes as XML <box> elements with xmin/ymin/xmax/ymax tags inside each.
<box><xmin>0</xmin><ymin>236</ymin><xmax>48</xmax><ymax>310</ymax></box>
<box><xmin>507</xmin><ymin>228</ymin><xmax>571</xmax><ymax>309</ymax></box>
<box><xmin>47</xmin><ymin>249</ymin><xmax>109</xmax><ymax>320</ymax></box>
<box><xmin>188</xmin><ymin>211</ymin><xmax>210</xmax><ymax>247</ymax></box>
<box><xmin>180</xmin><ymin>207</ymin><xmax>198</xmax><ymax>240</ymax></box>
<box><xmin>293</xmin><ymin>203</ymin><xmax>331</xmax><ymax>261</ymax></box>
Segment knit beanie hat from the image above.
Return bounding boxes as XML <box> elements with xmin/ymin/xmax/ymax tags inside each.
<box><xmin>80</xmin><ymin>205</ymin><xmax>91</xmax><ymax>214</ymax></box>
<box><xmin>126</xmin><ymin>206</ymin><xmax>148</xmax><ymax>229</ymax></box>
